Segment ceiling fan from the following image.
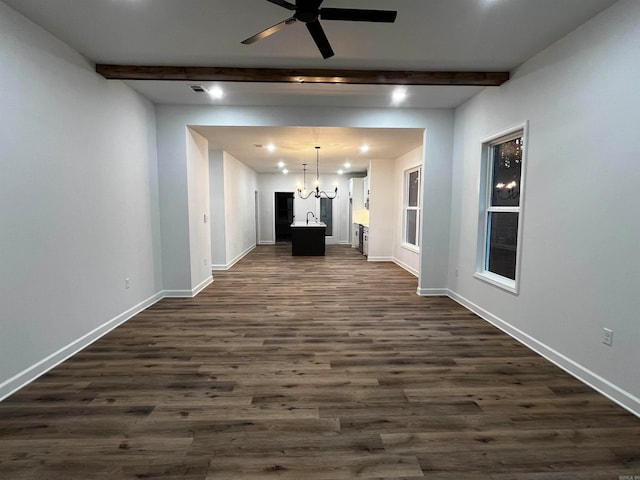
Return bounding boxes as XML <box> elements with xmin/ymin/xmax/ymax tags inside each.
<box><xmin>241</xmin><ymin>0</ymin><xmax>398</xmax><ymax>59</ymax></box>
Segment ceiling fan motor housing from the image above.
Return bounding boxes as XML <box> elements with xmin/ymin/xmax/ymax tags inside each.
<box><xmin>295</xmin><ymin>0</ymin><xmax>322</xmax><ymax>23</ymax></box>
<box><xmin>295</xmin><ymin>11</ymin><xmax>319</xmax><ymax>23</ymax></box>
<box><xmin>242</xmin><ymin>0</ymin><xmax>397</xmax><ymax>59</ymax></box>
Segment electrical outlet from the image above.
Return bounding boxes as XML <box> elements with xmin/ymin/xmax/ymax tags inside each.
<box><xmin>204</xmin><ymin>258</ymin><xmax>207</xmax><ymax>266</ymax></box>
<box><xmin>455</xmin><ymin>268</ymin><xmax>459</xmax><ymax>278</ymax></box>
<box><xmin>602</xmin><ymin>328</ymin><xmax>613</xmax><ymax>346</ymax></box>
<box><xmin>125</xmin><ymin>277</ymin><xmax>130</xmax><ymax>289</ymax></box>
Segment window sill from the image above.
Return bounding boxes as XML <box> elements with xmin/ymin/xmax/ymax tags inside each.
<box><xmin>474</xmin><ymin>271</ymin><xmax>519</xmax><ymax>295</ymax></box>
<box><xmin>400</xmin><ymin>243</ymin><xmax>420</xmax><ymax>254</ymax></box>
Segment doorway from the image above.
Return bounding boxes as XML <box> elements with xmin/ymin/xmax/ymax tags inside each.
<box><xmin>274</xmin><ymin>192</ymin><xmax>294</xmax><ymax>243</ymax></box>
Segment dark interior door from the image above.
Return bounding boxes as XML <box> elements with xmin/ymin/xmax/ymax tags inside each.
<box><xmin>275</xmin><ymin>192</ymin><xmax>294</xmax><ymax>243</ymax></box>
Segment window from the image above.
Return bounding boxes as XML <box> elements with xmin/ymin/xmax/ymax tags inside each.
<box><xmin>403</xmin><ymin>166</ymin><xmax>421</xmax><ymax>249</ymax></box>
<box><xmin>320</xmin><ymin>197</ymin><xmax>333</xmax><ymax>237</ymax></box>
<box><xmin>475</xmin><ymin>126</ymin><xmax>527</xmax><ymax>293</ymax></box>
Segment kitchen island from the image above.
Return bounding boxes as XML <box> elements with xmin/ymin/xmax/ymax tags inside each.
<box><xmin>291</xmin><ymin>221</ymin><xmax>326</xmax><ymax>256</ymax></box>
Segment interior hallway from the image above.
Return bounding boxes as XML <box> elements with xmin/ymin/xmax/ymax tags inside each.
<box><xmin>1</xmin><ymin>245</ymin><xmax>639</xmax><ymax>479</ymax></box>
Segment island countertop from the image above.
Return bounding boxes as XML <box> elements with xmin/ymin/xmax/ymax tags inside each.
<box><xmin>291</xmin><ymin>221</ymin><xmax>327</xmax><ymax>228</ymax></box>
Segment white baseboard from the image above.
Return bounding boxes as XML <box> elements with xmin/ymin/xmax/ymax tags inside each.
<box><xmin>393</xmin><ymin>258</ymin><xmax>419</xmax><ymax>277</ymax></box>
<box><xmin>367</xmin><ymin>256</ymin><xmax>393</xmax><ymax>262</ymax></box>
<box><xmin>228</xmin><ymin>244</ymin><xmax>256</xmax><ymax>269</ymax></box>
<box><xmin>212</xmin><ymin>245</ymin><xmax>256</xmax><ymax>271</ymax></box>
<box><xmin>258</xmin><ymin>241</ymin><xmax>274</xmax><ymax>245</ymax></box>
<box><xmin>0</xmin><ymin>291</ymin><xmax>164</xmax><ymax>402</ymax></box>
<box><xmin>447</xmin><ymin>289</ymin><xmax>640</xmax><ymax>418</ymax></box>
<box><xmin>416</xmin><ymin>287</ymin><xmax>448</xmax><ymax>296</ymax></box>
<box><xmin>1</xmin><ymin>273</ymin><xmax>217</xmax><ymax>402</ymax></box>
<box><xmin>5</xmin><ymin>275</ymin><xmax>638</xmax><ymax>419</ymax></box>
<box><xmin>191</xmin><ymin>275</ymin><xmax>213</xmax><ymax>296</ymax></box>
<box><xmin>162</xmin><ymin>275</ymin><xmax>213</xmax><ymax>298</ymax></box>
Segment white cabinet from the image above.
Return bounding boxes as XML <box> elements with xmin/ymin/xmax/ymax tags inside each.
<box><xmin>349</xmin><ymin>178</ymin><xmax>364</xmax><ymax>209</ymax></box>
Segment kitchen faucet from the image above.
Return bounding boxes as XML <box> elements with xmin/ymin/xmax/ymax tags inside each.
<box><xmin>306</xmin><ymin>211</ymin><xmax>316</xmax><ymax>224</ymax></box>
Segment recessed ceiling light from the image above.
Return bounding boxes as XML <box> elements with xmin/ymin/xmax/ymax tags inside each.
<box><xmin>266</xmin><ymin>143</ymin><xmax>276</xmax><ymax>153</ymax></box>
<box><xmin>344</xmin><ymin>162</ymin><xmax>351</xmax><ymax>168</ymax></box>
<box><xmin>392</xmin><ymin>87</ymin><xmax>407</xmax><ymax>104</ymax></box>
<box><xmin>282</xmin><ymin>169</ymin><xmax>289</xmax><ymax>175</ymax></box>
<box><xmin>277</xmin><ymin>161</ymin><xmax>285</xmax><ymax>168</ymax></box>
<box><xmin>208</xmin><ymin>86</ymin><xmax>224</xmax><ymax>100</ymax></box>
<box><xmin>360</xmin><ymin>145</ymin><xmax>369</xmax><ymax>153</ymax></box>
<box><xmin>338</xmin><ymin>169</ymin><xmax>344</xmax><ymax>175</ymax></box>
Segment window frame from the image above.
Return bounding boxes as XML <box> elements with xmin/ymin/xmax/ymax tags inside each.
<box><xmin>474</xmin><ymin>123</ymin><xmax>528</xmax><ymax>294</ymax></box>
<box><xmin>402</xmin><ymin>165</ymin><xmax>422</xmax><ymax>252</ymax></box>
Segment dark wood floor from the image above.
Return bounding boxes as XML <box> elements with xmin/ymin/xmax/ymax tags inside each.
<box><xmin>1</xmin><ymin>245</ymin><xmax>639</xmax><ymax>479</ymax></box>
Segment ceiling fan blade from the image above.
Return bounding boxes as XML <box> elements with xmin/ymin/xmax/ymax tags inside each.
<box><xmin>295</xmin><ymin>0</ymin><xmax>324</xmax><ymax>11</ymax></box>
<box><xmin>265</xmin><ymin>0</ymin><xmax>296</xmax><ymax>11</ymax></box>
<box><xmin>241</xmin><ymin>17</ymin><xmax>297</xmax><ymax>45</ymax></box>
<box><xmin>320</xmin><ymin>8</ymin><xmax>397</xmax><ymax>23</ymax></box>
<box><xmin>306</xmin><ymin>19</ymin><xmax>334</xmax><ymax>59</ymax></box>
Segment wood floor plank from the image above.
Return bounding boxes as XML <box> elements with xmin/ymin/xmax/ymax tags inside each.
<box><xmin>204</xmin><ymin>453</ymin><xmax>424</xmax><ymax>479</ymax></box>
<box><xmin>1</xmin><ymin>244</ymin><xmax>639</xmax><ymax>479</ymax></box>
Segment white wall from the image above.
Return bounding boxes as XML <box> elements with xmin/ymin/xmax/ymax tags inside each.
<box><xmin>393</xmin><ymin>146</ymin><xmax>424</xmax><ymax>276</ymax></box>
<box><xmin>186</xmin><ymin>128</ymin><xmax>212</xmax><ymax>292</ymax></box>
<box><xmin>418</xmin><ymin>124</ymin><xmax>454</xmax><ymax>294</ymax></box>
<box><xmin>222</xmin><ymin>151</ymin><xmax>258</xmax><ymax>266</ymax></box>
<box><xmin>256</xmin><ymin>173</ymin><xmax>350</xmax><ymax>244</ymax></box>
<box><xmin>328</xmin><ymin>175</ymin><xmax>352</xmax><ymax>245</ymax></box>
<box><xmin>209</xmin><ymin>150</ymin><xmax>226</xmax><ymax>267</ymax></box>
<box><xmin>293</xmin><ymin>193</ymin><xmax>319</xmax><ymax>229</ymax></box>
<box><xmin>448</xmin><ymin>0</ymin><xmax>640</xmax><ymax>414</ymax></box>
<box><xmin>368</xmin><ymin>159</ymin><xmax>396</xmax><ymax>260</ymax></box>
<box><xmin>156</xmin><ymin>107</ymin><xmax>453</xmax><ymax>292</ymax></box>
<box><xmin>209</xmin><ymin>150</ymin><xmax>258</xmax><ymax>269</ymax></box>
<box><xmin>0</xmin><ymin>3</ymin><xmax>161</xmax><ymax>399</ymax></box>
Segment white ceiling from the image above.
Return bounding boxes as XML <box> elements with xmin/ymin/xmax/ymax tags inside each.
<box><xmin>127</xmin><ymin>81</ymin><xmax>486</xmax><ymax>109</ymax></box>
<box><xmin>6</xmin><ymin>0</ymin><xmax>617</xmax><ymax>71</ymax></box>
<box><xmin>190</xmin><ymin>126</ymin><xmax>424</xmax><ymax>174</ymax></box>
<box><xmin>5</xmin><ymin>0</ymin><xmax>617</xmax><ymax>171</ymax></box>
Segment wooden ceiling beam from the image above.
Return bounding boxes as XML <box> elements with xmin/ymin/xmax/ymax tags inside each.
<box><xmin>95</xmin><ymin>65</ymin><xmax>509</xmax><ymax>86</ymax></box>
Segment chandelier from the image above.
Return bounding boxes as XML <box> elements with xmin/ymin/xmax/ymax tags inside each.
<box><xmin>296</xmin><ymin>146</ymin><xmax>338</xmax><ymax>199</ymax></box>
